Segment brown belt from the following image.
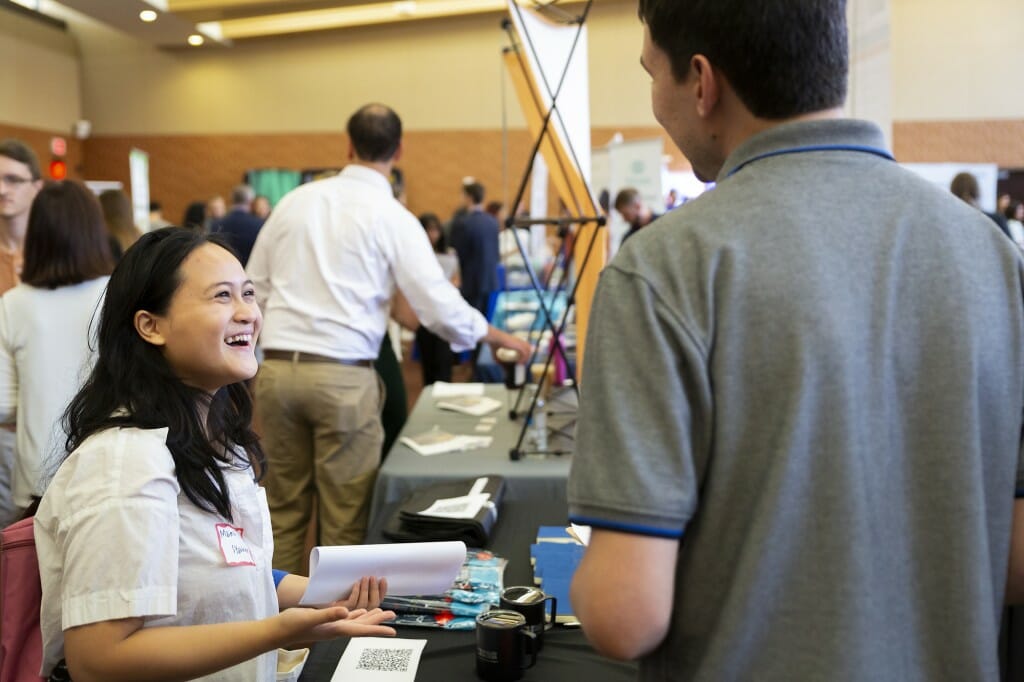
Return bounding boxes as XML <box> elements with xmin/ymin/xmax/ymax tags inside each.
<box><xmin>263</xmin><ymin>349</ymin><xmax>374</xmax><ymax>368</ymax></box>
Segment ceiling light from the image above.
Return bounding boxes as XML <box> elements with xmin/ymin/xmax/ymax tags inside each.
<box><xmin>187</xmin><ymin>33</ymin><xmax>204</xmax><ymax>46</ymax></box>
<box><xmin>139</xmin><ymin>9</ymin><xmax>158</xmax><ymax>22</ymax></box>
<box><xmin>214</xmin><ymin>0</ymin><xmax>514</xmax><ymax>40</ymax></box>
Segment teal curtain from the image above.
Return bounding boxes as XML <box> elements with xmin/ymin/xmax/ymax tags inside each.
<box><xmin>249</xmin><ymin>169</ymin><xmax>301</xmax><ymax>207</ymax></box>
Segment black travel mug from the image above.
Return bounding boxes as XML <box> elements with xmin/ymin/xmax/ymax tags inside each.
<box><xmin>500</xmin><ymin>585</ymin><xmax>557</xmax><ymax>652</ymax></box>
<box><xmin>475</xmin><ymin>609</ymin><xmax>538</xmax><ymax>681</ymax></box>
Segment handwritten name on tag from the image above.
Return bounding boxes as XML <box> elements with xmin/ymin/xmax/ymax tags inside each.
<box><xmin>215</xmin><ymin>523</ymin><xmax>256</xmax><ymax>567</ymax></box>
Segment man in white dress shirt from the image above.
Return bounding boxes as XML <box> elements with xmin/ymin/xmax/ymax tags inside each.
<box><xmin>248</xmin><ymin>103</ymin><xmax>530</xmax><ymax>572</ymax></box>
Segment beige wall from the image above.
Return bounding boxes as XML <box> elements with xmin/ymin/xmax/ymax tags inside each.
<box><xmin>7</xmin><ymin>2</ymin><xmax>1024</xmax><ymax>134</ymax></box>
<box><xmin>64</xmin><ymin>0</ymin><xmax>654</xmax><ymax>136</ymax></box>
<box><xmin>7</xmin><ymin>0</ymin><xmax>1024</xmax><ymax>186</ymax></box>
<box><xmin>891</xmin><ymin>0</ymin><xmax>1024</xmax><ymax>121</ymax></box>
<box><xmin>0</xmin><ymin>6</ymin><xmax>82</xmax><ymax>133</ymax></box>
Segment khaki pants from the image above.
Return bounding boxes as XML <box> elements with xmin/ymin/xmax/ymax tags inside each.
<box><xmin>254</xmin><ymin>359</ymin><xmax>384</xmax><ymax>574</ymax></box>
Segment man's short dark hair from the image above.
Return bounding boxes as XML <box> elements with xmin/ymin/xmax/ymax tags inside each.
<box><xmin>614</xmin><ymin>188</ymin><xmax>641</xmax><ymax>211</ymax></box>
<box><xmin>464</xmin><ymin>182</ymin><xmax>485</xmax><ymax>205</ymax></box>
<box><xmin>346</xmin><ymin>103</ymin><xmax>402</xmax><ymax>162</ymax></box>
<box><xmin>950</xmin><ymin>172</ymin><xmax>980</xmax><ymax>204</ymax></box>
<box><xmin>0</xmin><ymin>139</ymin><xmax>42</xmax><ymax>180</ymax></box>
<box><xmin>638</xmin><ymin>0</ymin><xmax>848</xmax><ymax>119</ymax></box>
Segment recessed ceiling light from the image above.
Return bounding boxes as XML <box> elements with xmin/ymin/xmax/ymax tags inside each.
<box><xmin>139</xmin><ymin>9</ymin><xmax>158</xmax><ymax>22</ymax></box>
<box><xmin>187</xmin><ymin>34</ymin><xmax>204</xmax><ymax>46</ymax></box>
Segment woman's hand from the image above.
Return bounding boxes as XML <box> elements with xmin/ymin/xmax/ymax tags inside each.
<box><xmin>335</xmin><ymin>576</ymin><xmax>388</xmax><ymax>610</ymax></box>
<box><xmin>277</xmin><ymin>606</ymin><xmax>397</xmax><ymax>644</ymax></box>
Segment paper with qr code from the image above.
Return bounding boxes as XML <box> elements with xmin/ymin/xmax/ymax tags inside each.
<box><xmin>331</xmin><ymin>637</ymin><xmax>427</xmax><ymax>682</ymax></box>
<box><xmin>300</xmin><ymin>541</ymin><xmax>467</xmax><ymax>606</ymax></box>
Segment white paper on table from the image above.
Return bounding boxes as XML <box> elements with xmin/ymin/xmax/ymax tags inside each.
<box><xmin>400</xmin><ymin>431</ymin><xmax>492</xmax><ymax>456</ymax></box>
<box><xmin>568</xmin><ymin>523</ymin><xmax>592</xmax><ymax>546</ymax></box>
<box><xmin>299</xmin><ymin>541</ymin><xmax>466</xmax><ymax>605</ymax></box>
<box><xmin>330</xmin><ymin>637</ymin><xmax>426</xmax><ymax>682</ymax></box>
<box><xmin>431</xmin><ymin>381</ymin><xmax>485</xmax><ymax>398</ymax></box>
<box><xmin>468</xmin><ymin>477</ymin><xmax>488</xmax><ymax>496</ymax></box>
<box><xmin>435</xmin><ymin>395</ymin><xmax>503</xmax><ymax>416</ymax></box>
<box><xmin>417</xmin><ymin>493</ymin><xmax>490</xmax><ymax>519</ymax></box>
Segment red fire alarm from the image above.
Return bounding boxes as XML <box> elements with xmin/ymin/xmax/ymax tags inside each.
<box><xmin>48</xmin><ymin>159</ymin><xmax>68</xmax><ymax>180</ymax></box>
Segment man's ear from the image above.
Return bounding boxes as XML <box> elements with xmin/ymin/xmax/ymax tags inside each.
<box><xmin>347</xmin><ymin>143</ymin><xmax>356</xmax><ymax>162</ymax></box>
<box><xmin>391</xmin><ymin>141</ymin><xmax>403</xmax><ymax>164</ymax></box>
<box><xmin>134</xmin><ymin>310</ymin><xmax>166</xmax><ymax>347</ymax></box>
<box><xmin>691</xmin><ymin>54</ymin><xmax>720</xmax><ymax>119</ymax></box>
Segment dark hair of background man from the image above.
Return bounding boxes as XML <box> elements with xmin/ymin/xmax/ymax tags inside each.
<box><xmin>614</xmin><ymin>188</ymin><xmax>640</xmax><ymax>211</ymax></box>
<box><xmin>346</xmin><ymin>104</ymin><xmax>403</xmax><ymax>162</ymax></box>
<box><xmin>0</xmin><ymin>138</ymin><xmax>42</xmax><ymax>180</ymax></box>
<box><xmin>464</xmin><ymin>182</ymin><xmax>486</xmax><ymax>205</ymax></box>
<box><xmin>637</xmin><ymin>0</ymin><xmax>848</xmax><ymax>119</ymax></box>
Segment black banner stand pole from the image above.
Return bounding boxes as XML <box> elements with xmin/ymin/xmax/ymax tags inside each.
<box><xmin>499</xmin><ymin>1</ymin><xmax>604</xmax><ymax>461</ymax></box>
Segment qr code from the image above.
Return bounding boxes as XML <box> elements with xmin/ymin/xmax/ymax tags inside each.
<box><xmin>356</xmin><ymin>647</ymin><xmax>413</xmax><ymax>672</ymax></box>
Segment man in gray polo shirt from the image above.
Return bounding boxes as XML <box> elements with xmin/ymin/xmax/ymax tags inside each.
<box><xmin>567</xmin><ymin>1</ymin><xmax>1024</xmax><ymax>680</ymax></box>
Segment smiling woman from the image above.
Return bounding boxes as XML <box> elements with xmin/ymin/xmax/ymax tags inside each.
<box><xmin>133</xmin><ymin>240</ymin><xmax>261</xmax><ymax>395</ymax></box>
<box><xmin>33</xmin><ymin>228</ymin><xmax>395</xmax><ymax>682</ymax></box>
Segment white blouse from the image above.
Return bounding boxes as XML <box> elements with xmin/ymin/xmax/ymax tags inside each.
<box><xmin>35</xmin><ymin>426</ymin><xmax>278</xmax><ymax>681</ymax></box>
<box><xmin>0</xmin><ymin>276</ymin><xmax>108</xmax><ymax>514</ymax></box>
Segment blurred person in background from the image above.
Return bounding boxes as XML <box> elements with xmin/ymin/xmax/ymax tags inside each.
<box><xmin>211</xmin><ymin>184</ymin><xmax>264</xmax><ymax>267</ymax></box>
<box><xmin>950</xmin><ymin>172</ymin><xmax>1011</xmax><ymax>239</ymax></box>
<box><xmin>182</xmin><ymin>201</ymin><xmax>207</xmax><ymax>232</ymax></box>
<box><xmin>415</xmin><ymin>212</ymin><xmax>460</xmax><ymax>385</ymax></box>
<box><xmin>0</xmin><ymin>138</ymin><xmax>43</xmax><ymax>526</ymax></box>
<box><xmin>614</xmin><ymin>187</ymin><xmax>659</xmax><ymax>245</ymax></box>
<box><xmin>251</xmin><ymin>195</ymin><xmax>272</xmax><ymax>220</ymax></box>
<box><xmin>99</xmin><ymin>188</ymin><xmax>143</xmax><ymax>261</ymax></box>
<box><xmin>0</xmin><ymin>180</ymin><xmax>113</xmax><ymax>525</ymax></box>
<box><xmin>205</xmin><ymin>194</ymin><xmax>227</xmax><ymax>232</ymax></box>
<box><xmin>149</xmin><ymin>200</ymin><xmax>173</xmax><ymax>230</ymax></box>
<box><xmin>1003</xmin><ymin>199</ymin><xmax>1024</xmax><ymax>249</ymax></box>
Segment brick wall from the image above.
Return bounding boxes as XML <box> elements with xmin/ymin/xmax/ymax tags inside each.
<box><xmin>76</xmin><ymin>126</ymin><xmax>682</xmax><ymax>224</ymax></box>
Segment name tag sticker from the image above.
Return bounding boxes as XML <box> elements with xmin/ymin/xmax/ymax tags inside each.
<box><xmin>215</xmin><ymin>523</ymin><xmax>256</xmax><ymax>567</ymax></box>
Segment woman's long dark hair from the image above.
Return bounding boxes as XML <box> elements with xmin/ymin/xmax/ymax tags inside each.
<box><xmin>21</xmin><ymin>181</ymin><xmax>113</xmax><ymax>289</ymax></box>
<box><xmin>62</xmin><ymin>227</ymin><xmax>265</xmax><ymax>521</ymax></box>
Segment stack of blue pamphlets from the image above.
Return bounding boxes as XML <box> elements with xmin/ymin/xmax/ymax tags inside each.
<box><xmin>529</xmin><ymin>526</ymin><xmax>585</xmax><ymax>624</ymax></box>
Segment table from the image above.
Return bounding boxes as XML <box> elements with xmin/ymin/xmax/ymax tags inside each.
<box><xmin>367</xmin><ymin>384</ymin><xmax>577</xmax><ymax>533</ymax></box>
<box><xmin>299</xmin><ymin>496</ymin><xmax>638</xmax><ymax>681</ymax></box>
<box><xmin>297</xmin><ymin>384</ymin><xmax>634</xmax><ymax>681</ymax></box>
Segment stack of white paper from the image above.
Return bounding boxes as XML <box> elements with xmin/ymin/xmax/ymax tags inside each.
<box><xmin>435</xmin><ymin>394</ymin><xmax>503</xmax><ymax>416</ymax></box>
<box><xmin>300</xmin><ymin>540</ymin><xmax>467</xmax><ymax>605</ymax></box>
<box><xmin>400</xmin><ymin>428</ymin><xmax>492</xmax><ymax>456</ymax></box>
<box><xmin>430</xmin><ymin>381</ymin><xmax>485</xmax><ymax>398</ymax></box>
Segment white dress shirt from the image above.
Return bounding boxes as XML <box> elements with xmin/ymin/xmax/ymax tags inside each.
<box><xmin>247</xmin><ymin>165</ymin><xmax>488</xmax><ymax>360</ymax></box>
<box><xmin>35</xmin><ymin>427</ymin><xmax>278</xmax><ymax>681</ymax></box>
<box><xmin>0</xmin><ymin>276</ymin><xmax>108</xmax><ymax>513</ymax></box>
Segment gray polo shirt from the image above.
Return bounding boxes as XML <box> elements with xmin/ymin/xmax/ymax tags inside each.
<box><xmin>569</xmin><ymin>119</ymin><xmax>1024</xmax><ymax>681</ymax></box>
